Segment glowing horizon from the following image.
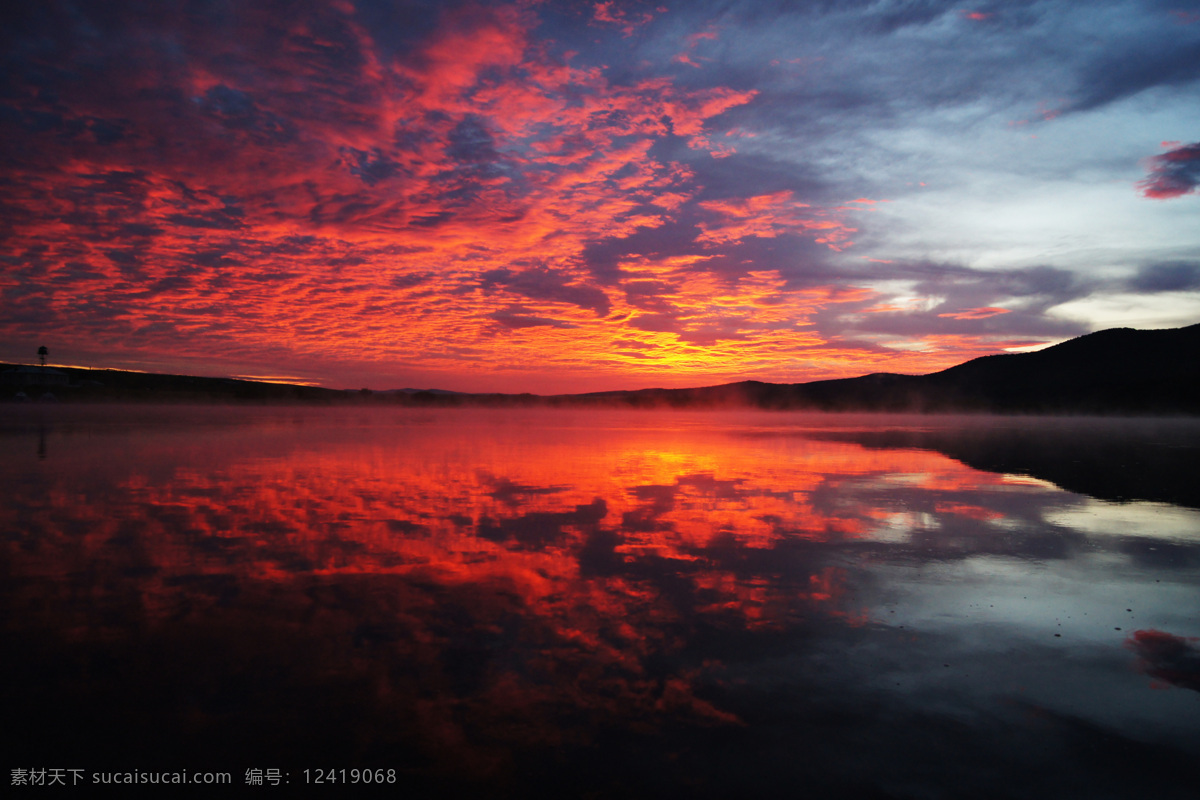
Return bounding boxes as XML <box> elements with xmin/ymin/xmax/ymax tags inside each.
<box><xmin>2</xmin><ymin>1</ymin><xmax>1198</xmax><ymax>393</ymax></box>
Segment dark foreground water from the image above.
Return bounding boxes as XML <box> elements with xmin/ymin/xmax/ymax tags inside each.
<box><xmin>2</xmin><ymin>407</ymin><xmax>1198</xmax><ymax>797</ymax></box>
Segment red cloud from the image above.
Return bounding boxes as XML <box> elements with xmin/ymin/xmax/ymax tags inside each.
<box><xmin>0</xmin><ymin>2</ymin><xmax>1013</xmax><ymax>392</ymax></box>
<box><xmin>1138</xmin><ymin>141</ymin><xmax>1200</xmax><ymax>199</ymax></box>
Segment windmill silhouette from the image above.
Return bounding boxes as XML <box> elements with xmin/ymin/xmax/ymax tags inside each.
<box><xmin>38</xmin><ymin>346</ymin><xmax>48</xmax><ymax>366</ymax></box>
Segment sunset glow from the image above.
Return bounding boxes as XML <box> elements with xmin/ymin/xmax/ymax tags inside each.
<box><xmin>2</xmin><ymin>1</ymin><xmax>1198</xmax><ymax>391</ymax></box>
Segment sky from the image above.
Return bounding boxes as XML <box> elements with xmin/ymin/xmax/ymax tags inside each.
<box><xmin>2</xmin><ymin>0</ymin><xmax>1198</xmax><ymax>393</ymax></box>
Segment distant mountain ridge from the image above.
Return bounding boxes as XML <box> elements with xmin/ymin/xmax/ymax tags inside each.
<box><xmin>4</xmin><ymin>323</ymin><xmax>1198</xmax><ymax>413</ymax></box>
<box><xmin>570</xmin><ymin>323</ymin><xmax>1200</xmax><ymax>413</ymax></box>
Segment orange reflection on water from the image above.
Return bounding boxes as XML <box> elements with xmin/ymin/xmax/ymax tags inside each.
<box><xmin>2</xmin><ymin>411</ymin><xmax>1016</xmax><ymax>640</ymax></box>
<box><xmin>1</xmin><ymin>409</ymin><xmax>1038</xmax><ymax>773</ymax></box>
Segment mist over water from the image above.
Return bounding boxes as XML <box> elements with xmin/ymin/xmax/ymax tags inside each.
<box><xmin>2</xmin><ymin>407</ymin><xmax>1198</xmax><ymax>797</ymax></box>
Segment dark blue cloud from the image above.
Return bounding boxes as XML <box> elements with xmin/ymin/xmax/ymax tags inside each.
<box><xmin>481</xmin><ymin>267</ymin><xmax>612</xmax><ymax>316</ymax></box>
<box><xmin>200</xmin><ymin>84</ymin><xmax>297</xmax><ymax>144</ymax></box>
<box><xmin>343</xmin><ymin>146</ymin><xmax>403</xmax><ymax>185</ymax></box>
<box><xmin>1072</xmin><ymin>39</ymin><xmax>1200</xmax><ymax>113</ymax></box>
<box><xmin>1129</xmin><ymin>262</ymin><xmax>1200</xmax><ymax>292</ymax></box>
<box><xmin>489</xmin><ymin>308</ymin><xmax>578</xmax><ymax>329</ymax></box>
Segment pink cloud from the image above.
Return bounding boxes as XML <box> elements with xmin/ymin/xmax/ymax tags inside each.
<box><xmin>1138</xmin><ymin>141</ymin><xmax>1200</xmax><ymax>199</ymax></box>
<box><xmin>937</xmin><ymin>307</ymin><xmax>1012</xmax><ymax>320</ymax></box>
<box><xmin>673</xmin><ymin>27</ymin><xmax>718</xmax><ymax>68</ymax></box>
<box><xmin>592</xmin><ymin>1</ymin><xmax>659</xmax><ymax>37</ymax></box>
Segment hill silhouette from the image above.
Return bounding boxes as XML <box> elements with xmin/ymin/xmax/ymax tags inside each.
<box><xmin>3</xmin><ymin>323</ymin><xmax>1198</xmax><ymax>413</ymax></box>
<box><xmin>567</xmin><ymin>323</ymin><xmax>1200</xmax><ymax>414</ymax></box>
<box><xmin>0</xmin><ymin>366</ymin><xmax>344</xmax><ymax>404</ymax></box>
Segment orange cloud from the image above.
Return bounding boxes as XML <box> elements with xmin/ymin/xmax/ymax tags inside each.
<box><xmin>0</xmin><ymin>2</ymin><xmax>1034</xmax><ymax>392</ymax></box>
<box><xmin>697</xmin><ymin>191</ymin><xmax>857</xmax><ymax>250</ymax></box>
<box><xmin>937</xmin><ymin>307</ymin><xmax>1013</xmax><ymax>320</ymax></box>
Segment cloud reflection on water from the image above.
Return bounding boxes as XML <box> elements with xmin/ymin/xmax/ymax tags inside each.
<box><xmin>1</xmin><ymin>408</ymin><xmax>1197</xmax><ymax>796</ymax></box>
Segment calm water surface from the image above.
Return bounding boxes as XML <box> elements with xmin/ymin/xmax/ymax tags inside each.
<box><xmin>2</xmin><ymin>407</ymin><xmax>1198</xmax><ymax>797</ymax></box>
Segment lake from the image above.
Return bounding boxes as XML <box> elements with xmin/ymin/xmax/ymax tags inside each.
<box><xmin>2</xmin><ymin>406</ymin><xmax>1198</xmax><ymax>796</ymax></box>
